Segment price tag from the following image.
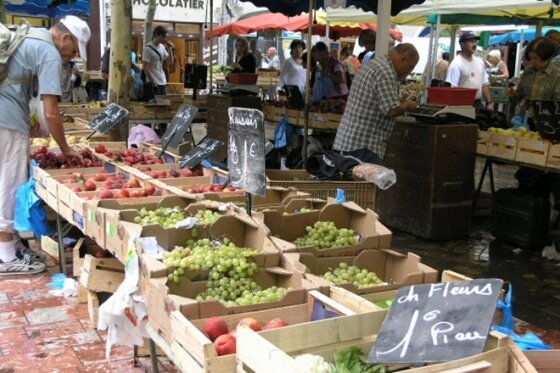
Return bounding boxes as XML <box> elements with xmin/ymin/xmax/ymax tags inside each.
<box><xmin>160</xmin><ymin>104</ymin><xmax>198</xmax><ymax>150</ymax></box>
<box><xmin>227</xmin><ymin>107</ymin><xmax>266</xmax><ymax>197</ymax></box>
<box><xmin>368</xmin><ymin>279</ymin><xmax>503</xmax><ymax>364</ymax></box>
<box><xmin>178</xmin><ymin>138</ymin><xmax>224</xmax><ymax>169</ymax></box>
<box><xmin>89</xmin><ymin>103</ymin><xmax>129</xmax><ymax>134</ymax></box>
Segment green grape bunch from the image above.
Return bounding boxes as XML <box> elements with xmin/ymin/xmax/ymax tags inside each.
<box><xmin>293</xmin><ymin>221</ymin><xmax>358</xmax><ymax>249</ymax></box>
<box><xmin>193</xmin><ymin>209</ymin><xmax>221</xmax><ymax>225</ymax></box>
<box><xmin>322</xmin><ymin>262</ymin><xmax>383</xmax><ymax>289</ymax></box>
<box><xmin>133</xmin><ymin>206</ymin><xmax>187</xmax><ymax>229</ymax></box>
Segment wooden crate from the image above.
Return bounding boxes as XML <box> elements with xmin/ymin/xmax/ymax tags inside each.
<box><xmin>87</xmin><ymin>290</ymin><xmax>99</xmax><ymax>326</ymax></box>
<box><xmin>266</xmin><ymin>169</ymin><xmax>377</xmax><ymax>210</ymax></box>
<box><xmin>547</xmin><ymin>143</ymin><xmax>560</xmax><ymax>170</ymax></box>
<box><xmin>286</xmin><ymin>109</ymin><xmax>301</xmax><ymax>126</ymax></box>
<box><xmin>477</xmin><ymin>130</ymin><xmax>490</xmax><ymax>155</ymax></box>
<box><xmin>487</xmin><ymin>133</ymin><xmax>518</xmax><ymax>160</ymax></box>
<box><xmin>169</xmin><ymin>288</ymin><xmax>381</xmax><ymax>373</ymax></box>
<box><xmin>515</xmin><ymin>138</ymin><xmax>550</xmax><ymax>166</ymax></box>
<box><xmin>237</xmin><ymin>317</ymin><xmax>535</xmax><ymax>373</ymax></box>
<box><xmin>78</xmin><ymin>283</ymin><xmax>88</xmax><ymax>303</ymax></box>
<box><xmin>79</xmin><ymin>254</ymin><xmax>124</xmax><ymax>293</ymax></box>
<box><xmin>523</xmin><ymin>349</ymin><xmax>560</xmax><ymax>372</ymax></box>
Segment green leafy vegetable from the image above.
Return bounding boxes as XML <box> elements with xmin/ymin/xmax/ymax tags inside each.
<box><xmin>330</xmin><ymin>346</ymin><xmax>388</xmax><ymax>373</ymax></box>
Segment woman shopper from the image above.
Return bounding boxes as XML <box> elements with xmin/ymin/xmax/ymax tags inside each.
<box><xmin>231</xmin><ymin>37</ymin><xmax>256</xmax><ymax>73</ymax></box>
<box><xmin>278</xmin><ymin>39</ymin><xmax>306</xmax><ymax>94</ymax></box>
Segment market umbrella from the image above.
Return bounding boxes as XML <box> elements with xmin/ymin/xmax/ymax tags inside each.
<box><xmin>206</xmin><ymin>12</ymin><xmax>307</xmax><ymax>38</ymax></box>
<box><xmin>489</xmin><ymin>27</ymin><xmax>560</xmax><ymax>46</ymax></box>
<box><xmin>206</xmin><ymin>11</ymin><xmax>403</xmax><ymax>40</ymax></box>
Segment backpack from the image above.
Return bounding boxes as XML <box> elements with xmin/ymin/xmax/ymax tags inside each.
<box><xmin>0</xmin><ymin>22</ymin><xmax>54</xmax><ymax>85</ymax></box>
<box><xmin>0</xmin><ymin>22</ymin><xmax>30</xmax><ymax>83</ymax></box>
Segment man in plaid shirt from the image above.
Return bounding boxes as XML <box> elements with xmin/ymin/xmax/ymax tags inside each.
<box><xmin>333</xmin><ymin>43</ymin><xmax>419</xmax><ymax>160</ymax></box>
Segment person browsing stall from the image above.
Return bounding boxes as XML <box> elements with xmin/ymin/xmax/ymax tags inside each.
<box><xmin>311</xmin><ymin>41</ymin><xmax>348</xmax><ymax>102</ymax></box>
<box><xmin>142</xmin><ymin>26</ymin><xmax>174</xmax><ymax>102</ymax></box>
<box><xmin>232</xmin><ymin>38</ymin><xmax>256</xmax><ymax>74</ymax></box>
<box><xmin>0</xmin><ymin>16</ymin><xmax>90</xmax><ymax>275</ymax></box>
<box><xmin>333</xmin><ymin>43</ymin><xmax>420</xmax><ymax>161</ymax></box>
<box><xmin>278</xmin><ymin>39</ymin><xmax>306</xmax><ymax>94</ymax></box>
<box><xmin>446</xmin><ymin>32</ymin><xmax>493</xmax><ymax>110</ymax></box>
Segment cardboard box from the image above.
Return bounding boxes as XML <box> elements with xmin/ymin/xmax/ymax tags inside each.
<box><xmin>169</xmin><ymin>288</ymin><xmax>380</xmax><ymax>373</ymax></box>
<box><xmin>145</xmin><ymin>266</ymin><xmax>316</xmax><ymax>343</ymax></box>
<box><xmin>132</xmin><ymin>212</ymin><xmax>280</xmax><ymax>270</ymax></box>
<box><xmin>284</xmin><ymin>249</ymin><xmax>438</xmax><ymax>295</ymax></box>
<box><xmin>256</xmin><ymin>198</ymin><xmax>327</xmax><ymax>214</ymax></box>
<box><xmin>79</xmin><ymin>254</ymin><xmax>124</xmax><ymax>293</ymax></box>
<box><xmin>92</xmin><ymin>196</ymin><xmax>194</xmax><ymax>259</ymax></box>
<box><xmin>72</xmin><ymin>237</ymin><xmax>113</xmax><ymax>277</ymax></box>
<box><xmin>265</xmin><ymin>202</ymin><xmax>392</xmax><ymax>257</ymax></box>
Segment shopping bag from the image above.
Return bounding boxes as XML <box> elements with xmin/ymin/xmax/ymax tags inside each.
<box><xmin>274</xmin><ymin>115</ymin><xmax>293</xmax><ymax>149</ymax></box>
<box><xmin>29</xmin><ymin>95</ymin><xmax>50</xmax><ymax>138</ymax></box>
<box><xmin>13</xmin><ymin>176</ymin><xmax>49</xmax><ymax>237</ymax></box>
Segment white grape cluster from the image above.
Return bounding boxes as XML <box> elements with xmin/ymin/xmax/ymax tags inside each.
<box><xmin>293</xmin><ymin>221</ymin><xmax>357</xmax><ymax>249</ymax></box>
<box><xmin>162</xmin><ymin>237</ymin><xmax>289</xmax><ymax>307</ymax></box>
<box><xmin>322</xmin><ymin>262</ymin><xmax>383</xmax><ymax>289</ymax></box>
<box><xmin>134</xmin><ymin>206</ymin><xmax>186</xmax><ymax>228</ymax></box>
<box><xmin>193</xmin><ymin>209</ymin><xmax>221</xmax><ymax>225</ymax></box>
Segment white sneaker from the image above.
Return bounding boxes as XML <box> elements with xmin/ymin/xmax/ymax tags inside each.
<box><xmin>0</xmin><ymin>253</ymin><xmax>46</xmax><ymax>275</ymax></box>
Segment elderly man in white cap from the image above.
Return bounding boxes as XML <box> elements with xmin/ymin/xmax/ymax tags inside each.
<box><xmin>0</xmin><ymin>15</ymin><xmax>91</xmax><ymax>275</ymax></box>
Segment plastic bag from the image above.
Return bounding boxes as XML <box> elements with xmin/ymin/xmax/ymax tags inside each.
<box><xmin>98</xmin><ymin>233</ymin><xmax>148</xmax><ymax>360</ymax></box>
<box><xmin>14</xmin><ymin>176</ymin><xmax>49</xmax><ymax>237</ymax></box>
<box><xmin>491</xmin><ymin>285</ymin><xmax>551</xmax><ymax>351</ymax></box>
<box><xmin>274</xmin><ymin>116</ymin><xmax>293</xmax><ymax>149</ymax></box>
<box><xmin>511</xmin><ymin>108</ymin><xmax>529</xmax><ymax>132</ymax></box>
<box><xmin>352</xmin><ymin>163</ymin><xmax>397</xmax><ymax>190</ymax></box>
<box><xmin>29</xmin><ymin>95</ymin><xmax>50</xmax><ymax>138</ymax></box>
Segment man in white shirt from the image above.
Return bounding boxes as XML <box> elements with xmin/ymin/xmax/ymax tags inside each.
<box><xmin>142</xmin><ymin>25</ymin><xmax>174</xmax><ymax>102</ymax></box>
<box><xmin>446</xmin><ymin>32</ymin><xmax>493</xmax><ymax>110</ymax></box>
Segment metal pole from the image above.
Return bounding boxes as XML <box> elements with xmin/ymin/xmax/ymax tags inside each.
<box><xmin>374</xmin><ymin>0</ymin><xmax>391</xmax><ymax>59</ymax></box>
<box><xmin>209</xmin><ymin>0</ymin><xmax>214</xmax><ymax>94</ymax></box>
<box><xmin>430</xmin><ymin>14</ymin><xmax>441</xmax><ymax>83</ymax></box>
<box><xmin>55</xmin><ymin>214</ymin><xmax>66</xmax><ymax>275</ymax></box>
<box><xmin>515</xmin><ymin>29</ymin><xmax>525</xmax><ymax>78</ymax></box>
<box><xmin>302</xmin><ymin>0</ymin><xmax>315</xmax><ymax>168</ymax></box>
<box><xmin>450</xmin><ymin>25</ymin><xmax>458</xmax><ymax>62</ymax></box>
<box><xmin>424</xmin><ymin>25</ymin><xmax>435</xmax><ymax>89</ymax></box>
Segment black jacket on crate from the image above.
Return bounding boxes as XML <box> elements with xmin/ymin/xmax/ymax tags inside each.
<box><xmin>306</xmin><ymin>151</ymin><xmax>360</xmax><ymax>180</ymax></box>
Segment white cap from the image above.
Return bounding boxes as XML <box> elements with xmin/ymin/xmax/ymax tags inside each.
<box><xmin>60</xmin><ymin>16</ymin><xmax>91</xmax><ymax>61</ymax></box>
<box><xmin>488</xmin><ymin>49</ymin><xmax>501</xmax><ymax>59</ymax></box>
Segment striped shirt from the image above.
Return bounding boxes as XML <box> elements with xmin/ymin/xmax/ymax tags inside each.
<box><xmin>333</xmin><ymin>55</ymin><xmax>400</xmax><ymax>158</ymax></box>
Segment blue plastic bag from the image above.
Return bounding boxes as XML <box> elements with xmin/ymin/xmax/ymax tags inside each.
<box><xmin>274</xmin><ymin>116</ymin><xmax>293</xmax><ymax>149</ymax></box>
<box><xmin>491</xmin><ymin>285</ymin><xmax>551</xmax><ymax>351</ymax></box>
<box><xmin>335</xmin><ymin>188</ymin><xmax>346</xmax><ymax>203</ymax></box>
<box><xmin>14</xmin><ymin>176</ymin><xmax>49</xmax><ymax>237</ymax></box>
<box><xmin>511</xmin><ymin>110</ymin><xmax>530</xmax><ymax>131</ymax></box>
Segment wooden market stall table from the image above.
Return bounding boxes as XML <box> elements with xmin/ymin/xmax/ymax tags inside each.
<box><xmin>377</xmin><ymin>119</ymin><xmax>479</xmax><ymax>240</ymax></box>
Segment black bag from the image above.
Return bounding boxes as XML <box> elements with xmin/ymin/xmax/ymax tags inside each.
<box><xmin>306</xmin><ymin>151</ymin><xmax>360</xmax><ymax>180</ymax></box>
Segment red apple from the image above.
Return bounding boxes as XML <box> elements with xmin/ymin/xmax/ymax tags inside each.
<box><xmin>203</xmin><ymin>317</ymin><xmax>228</xmax><ymax>342</ymax></box>
<box><xmin>115</xmin><ymin>189</ymin><xmax>129</xmax><ymax>199</ymax></box>
<box><xmin>236</xmin><ymin>318</ymin><xmax>262</xmax><ymax>332</ymax></box>
<box><xmin>94</xmin><ymin>172</ymin><xmax>107</xmax><ymax>182</ymax></box>
<box><xmin>94</xmin><ymin>144</ymin><xmax>107</xmax><ymax>153</ymax></box>
<box><xmin>99</xmin><ymin>190</ymin><xmax>113</xmax><ymax>199</ymax></box>
<box><xmin>213</xmin><ymin>334</ymin><xmax>236</xmax><ymax>356</ymax></box>
<box><xmin>262</xmin><ymin>318</ymin><xmax>289</xmax><ymax>330</ymax></box>
<box><xmin>84</xmin><ymin>180</ymin><xmax>97</xmax><ymax>191</ymax></box>
<box><xmin>145</xmin><ymin>184</ymin><xmax>156</xmax><ymax>196</ymax></box>
<box><xmin>72</xmin><ymin>186</ymin><xmax>83</xmax><ymax>192</ymax></box>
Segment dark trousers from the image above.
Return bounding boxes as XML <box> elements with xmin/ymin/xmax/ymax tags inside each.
<box><xmin>144</xmin><ymin>82</ymin><xmax>167</xmax><ymax>101</ymax></box>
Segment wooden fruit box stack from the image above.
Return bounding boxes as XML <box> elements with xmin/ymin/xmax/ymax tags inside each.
<box><xmin>79</xmin><ymin>253</ymin><xmax>124</xmax><ymax>325</ymax></box>
<box><xmin>168</xmin><ymin>288</ymin><xmax>380</xmax><ymax>373</ymax></box>
<box><xmin>486</xmin><ymin>132</ymin><xmax>518</xmax><ymax>160</ymax></box>
<box><xmin>477</xmin><ymin>130</ymin><xmax>490</xmax><ymax>156</ymax></box>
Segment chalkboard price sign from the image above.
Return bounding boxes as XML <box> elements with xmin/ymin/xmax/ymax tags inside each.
<box><xmin>368</xmin><ymin>279</ymin><xmax>503</xmax><ymax>364</ymax></box>
<box><xmin>178</xmin><ymin>138</ymin><xmax>224</xmax><ymax>169</ymax></box>
<box><xmin>161</xmin><ymin>104</ymin><xmax>198</xmax><ymax>150</ymax></box>
<box><xmin>533</xmin><ymin>100</ymin><xmax>560</xmax><ymax>141</ymax></box>
<box><xmin>88</xmin><ymin>103</ymin><xmax>129</xmax><ymax>135</ymax></box>
<box><xmin>227</xmin><ymin>107</ymin><xmax>266</xmax><ymax>197</ymax></box>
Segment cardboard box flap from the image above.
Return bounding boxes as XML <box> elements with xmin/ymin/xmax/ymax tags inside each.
<box><xmin>283</xmin><ymin>198</ymin><xmax>327</xmax><ymax>213</ymax></box>
<box><xmin>263</xmin><ymin>267</ymin><xmax>292</xmax><ymax>276</ymax></box>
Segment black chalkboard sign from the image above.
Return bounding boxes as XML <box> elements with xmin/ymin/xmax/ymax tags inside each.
<box><xmin>227</xmin><ymin>107</ymin><xmax>266</xmax><ymax>197</ymax></box>
<box><xmin>87</xmin><ymin>103</ymin><xmax>129</xmax><ymax>137</ymax></box>
<box><xmin>161</xmin><ymin>104</ymin><xmax>198</xmax><ymax>150</ymax></box>
<box><xmin>178</xmin><ymin>138</ymin><xmax>224</xmax><ymax>169</ymax></box>
<box><xmin>368</xmin><ymin>279</ymin><xmax>503</xmax><ymax>364</ymax></box>
<box><xmin>533</xmin><ymin>100</ymin><xmax>560</xmax><ymax>141</ymax></box>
